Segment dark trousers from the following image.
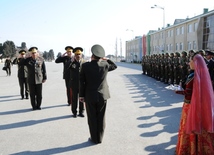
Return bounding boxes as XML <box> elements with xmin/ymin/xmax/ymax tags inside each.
<box><xmin>65</xmin><ymin>78</ymin><xmax>71</xmax><ymax>105</ymax></box>
<box><xmin>70</xmin><ymin>88</ymin><xmax>84</xmax><ymax>115</ymax></box>
<box><xmin>6</xmin><ymin>67</ymin><xmax>11</xmax><ymax>76</ymax></box>
<box><xmin>18</xmin><ymin>77</ymin><xmax>29</xmax><ymax>98</ymax></box>
<box><xmin>29</xmin><ymin>83</ymin><xmax>42</xmax><ymax>109</ymax></box>
<box><xmin>86</xmin><ymin>100</ymin><xmax>107</xmax><ymax>143</ymax></box>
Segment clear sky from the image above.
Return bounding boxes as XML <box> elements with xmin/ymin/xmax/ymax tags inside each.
<box><xmin>0</xmin><ymin>0</ymin><xmax>213</xmax><ymax>57</ymax></box>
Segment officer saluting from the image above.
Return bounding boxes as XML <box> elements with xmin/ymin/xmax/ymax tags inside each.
<box><xmin>79</xmin><ymin>44</ymin><xmax>117</xmax><ymax>144</ymax></box>
<box><xmin>13</xmin><ymin>50</ymin><xmax>29</xmax><ymax>99</ymax></box>
<box><xmin>55</xmin><ymin>46</ymin><xmax>73</xmax><ymax>106</ymax></box>
<box><xmin>18</xmin><ymin>47</ymin><xmax>47</xmax><ymax>110</ymax></box>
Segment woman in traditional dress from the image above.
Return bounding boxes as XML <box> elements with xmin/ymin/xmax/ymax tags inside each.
<box><xmin>175</xmin><ymin>53</ymin><xmax>214</xmax><ymax>155</ymax></box>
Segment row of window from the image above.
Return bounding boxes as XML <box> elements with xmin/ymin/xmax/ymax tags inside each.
<box><xmin>153</xmin><ymin>22</ymin><xmax>198</xmax><ymax>40</ymax></box>
<box><xmin>152</xmin><ymin>41</ymin><xmax>197</xmax><ymax>52</ymax></box>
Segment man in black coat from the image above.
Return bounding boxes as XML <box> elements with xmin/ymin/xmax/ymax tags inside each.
<box><xmin>4</xmin><ymin>57</ymin><xmax>12</xmax><ymax>76</ymax></box>
<box><xmin>205</xmin><ymin>50</ymin><xmax>214</xmax><ymax>89</ymax></box>
<box><xmin>13</xmin><ymin>50</ymin><xmax>29</xmax><ymax>99</ymax></box>
<box><xmin>55</xmin><ymin>46</ymin><xmax>73</xmax><ymax>106</ymax></box>
<box><xmin>18</xmin><ymin>47</ymin><xmax>47</xmax><ymax>110</ymax></box>
<box><xmin>69</xmin><ymin>47</ymin><xmax>85</xmax><ymax>117</ymax></box>
<box><xmin>79</xmin><ymin>44</ymin><xmax>117</xmax><ymax>144</ymax></box>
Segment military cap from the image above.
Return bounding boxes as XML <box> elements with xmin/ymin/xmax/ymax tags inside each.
<box><xmin>28</xmin><ymin>47</ymin><xmax>38</xmax><ymax>53</ymax></box>
<box><xmin>91</xmin><ymin>44</ymin><xmax>105</xmax><ymax>58</ymax></box>
<box><xmin>65</xmin><ymin>46</ymin><xmax>73</xmax><ymax>50</ymax></box>
<box><xmin>182</xmin><ymin>51</ymin><xmax>187</xmax><ymax>56</ymax></box>
<box><xmin>175</xmin><ymin>52</ymin><xmax>180</xmax><ymax>57</ymax></box>
<box><xmin>73</xmin><ymin>47</ymin><xmax>83</xmax><ymax>55</ymax></box>
<box><xmin>205</xmin><ymin>50</ymin><xmax>214</xmax><ymax>55</ymax></box>
<box><xmin>19</xmin><ymin>50</ymin><xmax>26</xmax><ymax>54</ymax></box>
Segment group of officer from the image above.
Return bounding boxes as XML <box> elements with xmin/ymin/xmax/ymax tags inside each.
<box><xmin>14</xmin><ymin>47</ymin><xmax>47</xmax><ymax>110</ymax></box>
<box><xmin>55</xmin><ymin>46</ymin><xmax>85</xmax><ymax>117</ymax></box>
<box><xmin>55</xmin><ymin>45</ymin><xmax>117</xmax><ymax>144</ymax></box>
<box><xmin>141</xmin><ymin>49</ymin><xmax>214</xmax><ymax>88</ymax></box>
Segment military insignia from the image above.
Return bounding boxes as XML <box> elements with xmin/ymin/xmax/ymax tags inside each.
<box><xmin>72</xmin><ymin>64</ymin><xmax>76</xmax><ymax>68</ymax></box>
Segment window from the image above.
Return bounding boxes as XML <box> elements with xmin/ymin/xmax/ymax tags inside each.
<box><xmin>180</xmin><ymin>26</ymin><xmax>184</xmax><ymax>34</ymax></box>
<box><xmin>176</xmin><ymin>43</ymin><xmax>179</xmax><ymax>50</ymax></box>
<box><xmin>188</xmin><ymin>24</ymin><xmax>192</xmax><ymax>33</ymax></box>
<box><xmin>194</xmin><ymin>23</ymin><xmax>198</xmax><ymax>31</ymax></box>
<box><xmin>193</xmin><ymin>41</ymin><xmax>196</xmax><ymax>49</ymax></box>
<box><xmin>188</xmin><ymin>41</ymin><xmax>192</xmax><ymax>50</ymax></box>
<box><xmin>176</xmin><ymin>28</ymin><xmax>180</xmax><ymax>35</ymax></box>
<box><xmin>180</xmin><ymin>42</ymin><xmax>183</xmax><ymax>50</ymax></box>
<box><xmin>171</xmin><ymin>30</ymin><xmax>173</xmax><ymax>37</ymax></box>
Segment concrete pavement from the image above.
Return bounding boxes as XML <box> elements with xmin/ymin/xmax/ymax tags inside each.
<box><xmin>0</xmin><ymin>62</ymin><xmax>183</xmax><ymax>155</ymax></box>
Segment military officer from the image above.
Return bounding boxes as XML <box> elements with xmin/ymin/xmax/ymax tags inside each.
<box><xmin>18</xmin><ymin>47</ymin><xmax>47</xmax><ymax>110</ymax></box>
<box><xmin>13</xmin><ymin>50</ymin><xmax>29</xmax><ymax>99</ymax></box>
<box><xmin>180</xmin><ymin>51</ymin><xmax>188</xmax><ymax>87</ymax></box>
<box><xmin>173</xmin><ymin>52</ymin><xmax>181</xmax><ymax>85</ymax></box>
<box><xmin>55</xmin><ymin>46</ymin><xmax>73</xmax><ymax>106</ymax></box>
<box><xmin>69</xmin><ymin>47</ymin><xmax>85</xmax><ymax>117</ymax></box>
<box><xmin>79</xmin><ymin>44</ymin><xmax>117</xmax><ymax>144</ymax></box>
<box><xmin>204</xmin><ymin>50</ymin><xmax>214</xmax><ymax>89</ymax></box>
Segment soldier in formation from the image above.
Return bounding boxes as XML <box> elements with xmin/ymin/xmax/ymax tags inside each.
<box><xmin>141</xmin><ymin>49</ymin><xmax>214</xmax><ymax>87</ymax></box>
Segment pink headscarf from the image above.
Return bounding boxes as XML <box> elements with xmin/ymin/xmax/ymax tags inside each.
<box><xmin>185</xmin><ymin>54</ymin><xmax>214</xmax><ymax>134</ymax></box>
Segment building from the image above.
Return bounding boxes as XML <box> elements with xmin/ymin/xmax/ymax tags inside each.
<box><xmin>125</xmin><ymin>36</ymin><xmax>143</xmax><ymax>63</ymax></box>
<box><xmin>125</xmin><ymin>8</ymin><xmax>214</xmax><ymax>59</ymax></box>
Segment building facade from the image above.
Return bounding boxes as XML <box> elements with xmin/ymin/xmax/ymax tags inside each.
<box><xmin>125</xmin><ymin>8</ymin><xmax>214</xmax><ymax>60</ymax></box>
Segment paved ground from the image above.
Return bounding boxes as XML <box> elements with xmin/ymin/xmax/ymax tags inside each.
<box><xmin>0</xmin><ymin>61</ymin><xmax>183</xmax><ymax>155</ymax></box>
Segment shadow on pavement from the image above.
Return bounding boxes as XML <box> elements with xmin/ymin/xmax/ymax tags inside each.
<box><xmin>0</xmin><ymin>104</ymin><xmax>68</xmax><ymax>116</ymax></box>
<box><xmin>123</xmin><ymin>73</ymin><xmax>182</xmax><ymax>155</ymax></box>
<box><xmin>0</xmin><ymin>95</ymin><xmax>21</xmax><ymax>102</ymax></box>
<box><xmin>0</xmin><ymin>115</ymin><xmax>71</xmax><ymax>130</ymax></box>
<box><xmin>10</xmin><ymin>141</ymin><xmax>95</xmax><ymax>155</ymax></box>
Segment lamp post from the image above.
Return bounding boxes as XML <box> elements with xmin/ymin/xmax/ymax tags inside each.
<box><xmin>151</xmin><ymin>4</ymin><xmax>165</xmax><ymax>53</ymax></box>
<box><xmin>151</xmin><ymin>5</ymin><xmax>165</xmax><ymax>28</ymax></box>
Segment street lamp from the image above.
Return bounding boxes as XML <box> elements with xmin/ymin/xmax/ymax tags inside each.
<box><xmin>151</xmin><ymin>5</ymin><xmax>165</xmax><ymax>28</ymax></box>
<box><xmin>151</xmin><ymin>4</ymin><xmax>165</xmax><ymax>53</ymax></box>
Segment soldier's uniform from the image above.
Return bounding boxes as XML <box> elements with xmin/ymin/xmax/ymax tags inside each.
<box><xmin>18</xmin><ymin>47</ymin><xmax>47</xmax><ymax>110</ymax></box>
<box><xmin>55</xmin><ymin>46</ymin><xmax>73</xmax><ymax>105</ymax></box>
<box><xmin>13</xmin><ymin>50</ymin><xmax>29</xmax><ymax>99</ymax></box>
<box><xmin>205</xmin><ymin>50</ymin><xmax>214</xmax><ymax>89</ymax></box>
<box><xmin>142</xmin><ymin>56</ymin><xmax>146</xmax><ymax>74</ymax></box>
<box><xmin>173</xmin><ymin>52</ymin><xmax>181</xmax><ymax>85</ymax></box>
<box><xmin>169</xmin><ymin>53</ymin><xmax>174</xmax><ymax>84</ymax></box>
<box><xmin>180</xmin><ymin>51</ymin><xmax>188</xmax><ymax>87</ymax></box>
<box><xmin>160</xmin><ymin>54</ymin><xmax>165</xmax><ymax>82</ymax></box>
<box><xmin>69</xmin><ymin>47</ymin><xmax>85</xmax><ymax>117</ymax></box>
<box><xmin>164</xmin><ymin>53</ymin><xmax>170</xmax><ymax>84</ymax></box>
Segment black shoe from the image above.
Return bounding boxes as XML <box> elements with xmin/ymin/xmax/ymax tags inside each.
<box><xmin>26</xmin><ymin>97</ymin><xmax>29</xmax><ymax>99</ymax></box>
<box><xmin>88</xmin><ymin>138</ymin><xmax>98</xmax><ymax>144</ymax></box>
<box><xmin>78</xmin><ymin>113</ymin><xmax>85</xmax><ymax>117</ymax></box>
<box><xmin>73</xmin><ymin>114</ymin><xmax>77</xmax><ymax>118</ymax></box>
<box><xmin>32</xmin><ymin>107</ymin><xmax>37</xmax><ymax>110</ymax></box>
<box><xmin>37</xmin><ymin>107</ymin><xmax>41</xmax><ymax>110</ymax></box>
